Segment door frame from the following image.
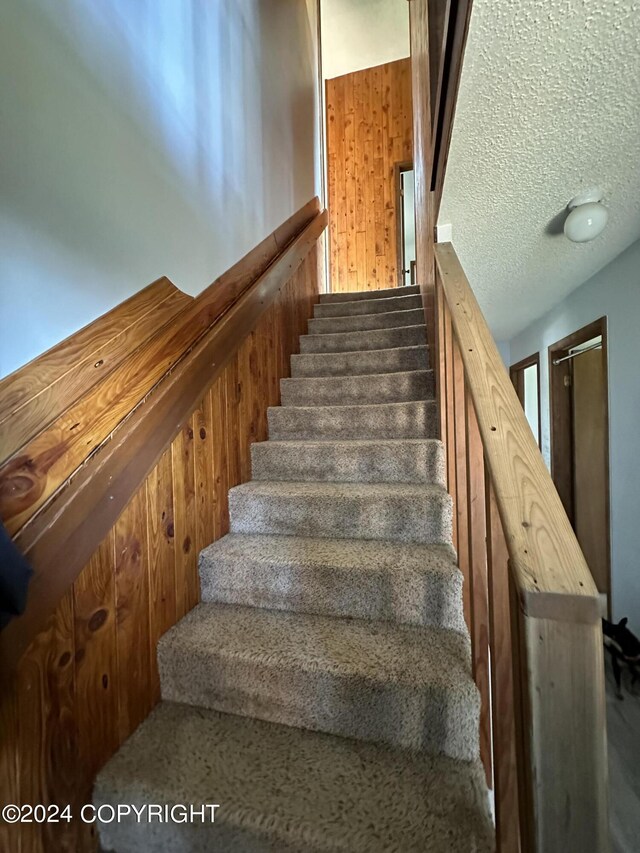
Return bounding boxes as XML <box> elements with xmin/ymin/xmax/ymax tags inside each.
<box><xmin>548</xmin><ymin>317</ymin><xmax>611</xmax><ymax>602</ymax></box>
<box><xmin>394</xmin><ymin>160</ymin><xmax>414</xmax><ymax>286</ymax></box>
<box><xmin>509</xmin><ymin>352</ymin><xmax>542</xmax><ymax>448</ymax></box>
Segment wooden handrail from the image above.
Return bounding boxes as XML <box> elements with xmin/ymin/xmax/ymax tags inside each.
<box><xmin>0</xmin><ymin>207</ymin><xmax>327</xmax><ymax>676</ymax></box>
<box><xmin>435</xmin><ymin>242</ymin><xmax>598</xmax><ymax>614</ymax></box>
<box><xmin>433</xmin><ymin>242</ymin><xmax>608</xmax><ymax>853</ymax></box>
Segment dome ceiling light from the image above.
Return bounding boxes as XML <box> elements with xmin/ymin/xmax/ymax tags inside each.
<box><xmin>563</xmin><ymin>187</ymin><xmax>608</xmax><ymax>243</ymax></box>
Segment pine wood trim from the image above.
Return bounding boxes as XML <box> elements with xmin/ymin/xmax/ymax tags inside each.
<box><xmin>435</xmin><ymin>240</ymin><xmax>609</xmax><ymax>853</ymax></box>
<box><xmin>434</xmin><ymin>242</ymin><xmax>598</xmax><ymax>616</ymax></box>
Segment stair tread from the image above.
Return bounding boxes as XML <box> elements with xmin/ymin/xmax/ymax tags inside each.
<box><xmin>291</xmin><ymin>344</ymin><xmax>429</xmax><ymax>378</ymax></box>
<box><xmin>230</xmin><ymin>479</ymin><xmax>449</xmax><ymax>499</ymax></box>
<box><xmin>201</xmin><ymin>532</ymin><xmax>457</xmax><ymax>575</ymax></box>
<box><xmin>251</xmin><ymin>437</ymin><xmax>444</xmax><ymax>484</ymax></box>
<box><xmin>95</xmin><ymin>701</ymin><xmax>493</xmax><ymax>853</ymax></box>
<box><xmin>259</xmin><ymin>437</ymin><xmax>441</xmax><ymax>447</ymax></box>
<box><xmin>199</xmin><ymin>534</ymin><xmax>463</xmax><ymax>630</ymax></box>
<box><xmin>314</xmin><ymin>294</ymin><xmax>422</xmax><ymax>318</ymax></box>
<box><xmin>269</xmin><ymin>398</ymin><xmax>434</xmax><ymax>413</ymax></box>
<box><xmin>160</xmin><ymin>601</ymin><xmax>471</xmax><ymax>686</ymax></box>
<box><xmin>294</xmin><ymin>343</ymin><xmax>428</xmax><ymax>358</ymax></box>
<box><xmin>280</xmin><ymin>369</ymin><xmax>434</xmax><ymax>406</ymax></box>
<box><xmin>308</xmin><ymin>307</ymin><xmax>425</xmax><ymax>333</ymax></box>
<box><xmin>320</xmin><ymin>284</ymin><xmax>420</xmax><ymax>302</ymax></box>
<box><xmin>300</xmin><ymin>323</ymin><xmax>426</xmax><ymax>353</ymax></box>
<box><xmin>303</xmin><ymin>321</ymin><xmax>426</xmax><ymax>340</ymax></box>
<box><xmin>267</xmin><ymin>399</ymin><xmax>438</xmax><ymax>441</ymax></box>
<box><xmin>282</xmin><ymin>368</ymin><xmax>432</xmax><ymax>385</ymax></box>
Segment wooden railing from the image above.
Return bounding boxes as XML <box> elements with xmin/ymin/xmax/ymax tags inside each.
<box><xmin>1</xmin><ymin>201</ymin><xmax>326</xmax><ymax>853</ymax></box>
<box><xmin>0</xmin><ymin>200</ymin><xmax>327</xmax><ymax>676</ymax></box>
<box><xmin>434</xmin><ymin>242</ymin><xmax>609</xmax><ymax>853</ymax></box>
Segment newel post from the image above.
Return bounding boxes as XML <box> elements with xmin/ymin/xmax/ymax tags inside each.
<box><xmin>516</xmin><ymin>599</ymin><xmax>609</xmax><ymax>853</ymax></box>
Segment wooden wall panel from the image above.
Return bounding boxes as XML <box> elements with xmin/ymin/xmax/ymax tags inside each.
<box><xmin>327</xmin><ymin>59</ymin><xmax>412</xmax><ymax>292</ymax></box>
<box><xmin>0</xmin><ymin>242</ymin><xmax>321</xmax><ymax>853</ymax></box>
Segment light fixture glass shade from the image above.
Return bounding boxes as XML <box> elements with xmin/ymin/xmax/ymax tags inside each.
<box><xmin>564</xmin><ymin>202</ymin><xmax>608</xmax><ymax>243</ymax></box>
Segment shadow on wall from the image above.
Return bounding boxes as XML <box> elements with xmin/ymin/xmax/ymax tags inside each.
<box><xmin>0</xmin><ymin>0</ymin><xmax>319</xmax><ymax>378</ymax></box>
<box><xmin>257</xmin><ymin>0</ymin><xmax>320</xmax><ymax>234</ymax></box>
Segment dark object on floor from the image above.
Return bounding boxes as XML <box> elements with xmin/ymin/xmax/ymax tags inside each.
<box><xmin>603</xmin><ymin>617</ymin><xmax>640</xmax><ymax>699</ymax></box>
<box><xmin>0</xmin><ymin>520</ymin><xmax>33</xmax><ymax>630</ymax></box>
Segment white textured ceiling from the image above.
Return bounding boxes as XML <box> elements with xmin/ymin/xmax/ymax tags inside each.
<box><xmin>439</xmin><ymin>0</ymin><xmax>640</xmax><ymax>340</ymax></box>
<box><xmin>320</xmin><ymin>0</ymin><xmax>409</xmax><ymax>79</ymax></box>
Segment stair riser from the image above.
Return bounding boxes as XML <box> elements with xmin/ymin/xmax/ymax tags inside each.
<box><xmin>308</xmin><ymin>308</ymin><xmax>424</xmax><ymax>334</ymax></box>
<box><xmin>229</xmin><ymin>490</ymin><xmax>453</xmax><ymax>545</ymax></box>
<box><xmin>320</xmin><ymin>285</ymin><xmax>420</xmax><ymax>304</ymax></box>
<box><xmin>314</xmin><ymin>294</ymin><xmax>422</xmax><ymax>318</ymax></box>
<box><xmin>268</xmin><ymin>401</ymin><xmax>438</xmax><ymax>441</ymax></box>
<box><xmin>300</xmin><ymin>324</ymin><xmax>426</xmax><ymax>353</ymax></box>
<box><xmin>280</xmin><ymin>370</ymin><xmax>434</xmax><ymax>407</ymax></box>
<box><xmin>200</xmin><ymin>555</ymin><xmax>465</xmax><ymax>631</ymax></box>
<box><xmin>251</xmin><ymin>441</ymin><xmax>445</xmax><ymax>485</ymax></box>
<box><xmin>159</xmin><ymin>647</ymin><xmax>479</xmax><ymax>760</ymax></box>
<box><xmin>290</xmin><ymin>346</ymin><xmax>429</xmax><ymax>378</ymax></box>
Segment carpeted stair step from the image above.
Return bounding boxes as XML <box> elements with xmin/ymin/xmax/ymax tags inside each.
<box><xmin>199</xmin><ymin>534</ymin><xmax>464</xmax><ymax>631</ymax></box>
<box><xmin>94</xmin><ymin>702</ymin><xmax>493</xmax><ymax>853</ymax></box>
<box><xmin>228</xmin><ymin>481</ymin><xmax>452</xmax><ymax>544</ymax></box>
<box><xmin>268</xmin><ymin>399</ymin><xmax>437</xmax><ymax>440</ymax></box>
<box><xmin>251</xmin><ymin>438</ymin><xmax>445</xmax><ymax>484</ymax></box>
<box><xmin>308</xmin><ymin>306</ymin><xmax>424</xmax><ymax>334</ymax></box>
<box><xmin>280</xmin><ymin>369</ymin><xmax>434</xmax><ymax>407</ymax></box>
<box><xmin>157</xmin><ymin>603</ymin><xmax>480</xmax><ymax>759</ymax></box>
<box><xmin>300</xmin><ymin>323</ymin><xmax>426</xmax><ymax>353</ymax></box>
<box><xmin>314</xmin><ymin>293</ymin><xmax>422</xmax><ymax>318</ymax></box>
<box><xmin>319</xmin><ymin>284</ymin><xmax>420</xmax><ymax>303</ymax></box>
<box><xmin>290</xmin><ymin>344</ymin><xmax>429</xmax><ymax>377</ymax></box>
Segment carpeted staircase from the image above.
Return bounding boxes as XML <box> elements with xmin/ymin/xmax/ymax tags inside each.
<box><xmin>95</xmin><ymin>284</ymin><xmax>494</xmax><ymax>852</ymax></box>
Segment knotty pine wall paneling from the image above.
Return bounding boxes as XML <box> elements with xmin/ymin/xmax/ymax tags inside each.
<box><xmin>0</xmin><ymin>246</ymin><xmax>321</xmax><ymax>853</ymax></box>
<box><xmin>326</xmin><ymin>58</ymin><xmax>413</xmax><ymax>293</ymax></box>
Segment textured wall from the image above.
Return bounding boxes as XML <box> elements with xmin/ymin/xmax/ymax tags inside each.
<box><xmin>439</xmin><ymin>0</ymin><xmax>640</xmax><ymax>339</ymax></box>
<box><xmin>326</xmin><ymin>59</ymin><xmax>413</xmax><ymax>292</ymax></box>
<box><xmin>509</xmin><ymin>239</ymin><xmax>640</xmax><ymax>635</ymax></box>
<box><xmin>0</xmin><ymin>0</ymin><xmax>321</xmax><ymax>378</ymax></box>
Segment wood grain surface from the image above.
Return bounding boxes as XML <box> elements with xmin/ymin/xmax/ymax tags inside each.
<box><xmin>0</xmin><ymin>280</ymin><xmax>188</xmax><ymax>460</ymax></box>
<box><xmin>326</xmin><ymin>59</ymin><xmax>412</xmax><ymax>292</ymax></box>
<box><xmin>0</xmin><ymin>209</ymin><xmax>326</xmax><ymax>675</ymax></box>
<box><xmin>464</xmin><ymin>389</ymin><xmax>492</xmax><ymax>785</ymax></box>
<box><xmin>0</xmin><ymin>212</ymin><xmax>323</xmax><ymax>853</ymax></box>
<box><xmin>485</xmin><ymin>479</ymin><xmax>522</xmax><ymax>853</ymax></box>
<box><xmin>435</xmin><ymin>242</ymin><xmax>608</xmax><ymax>852</ymax></box>
<box><xmin>435</xmin><ymin>242</ymin><xmax>599</xmax><ymax>614</ymax></box>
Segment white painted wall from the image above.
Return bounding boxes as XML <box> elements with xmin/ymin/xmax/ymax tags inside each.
<box><xmin>509</xmin><ymin>240</ymin><xmax>640</xmax><ymax>633</ymax></box>
<box><xmin>523</xmin><ymin>364</ymin><xmax>539</xmax><ymax>446</ymax></box>
<box><xmin>495</xmin><ymin>340</ymin><xmax>511</xmax><ymax>367</ymax></box>
<box><xmin>0</xmin><ymin>0</ymin><xmax>321</xmax><ymax>379</ymax></box>
<box><xmin>402</xmin><ymin>170</ymin><xmax>416</xmax><ymax>284</ymax></box>
<box><xmin>321</xmin><ymin>0</ymin><xmax>409</xmax><ymax>79</ymax></box>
